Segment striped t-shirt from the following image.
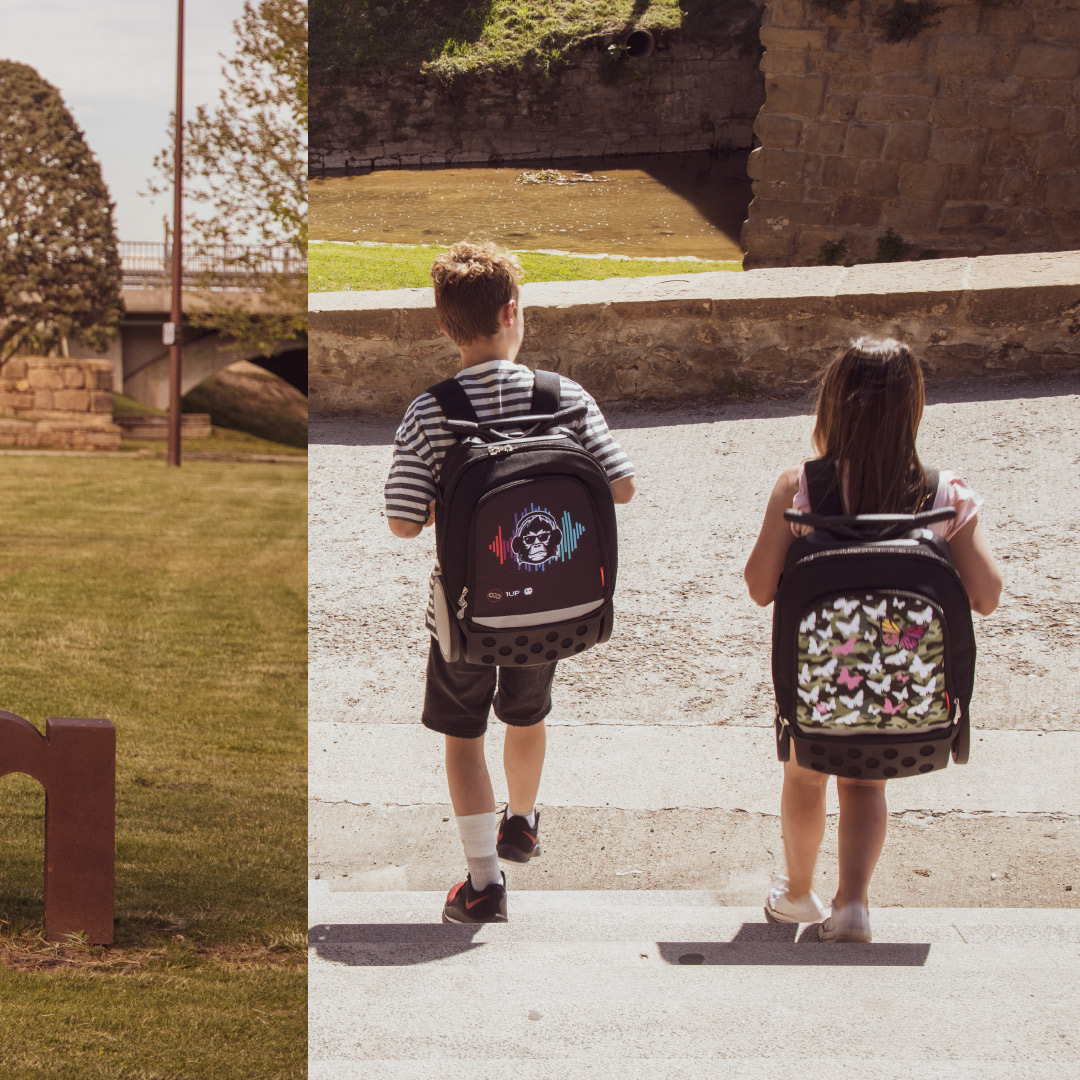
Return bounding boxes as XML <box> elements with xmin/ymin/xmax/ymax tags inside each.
<box><xmin>384</xmin><ymin>359</ymin><xmax>635</xmax><ymax>630</ymax></box>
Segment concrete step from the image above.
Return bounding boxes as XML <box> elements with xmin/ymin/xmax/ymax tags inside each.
<box><xmin>308</xmin><ymin>885</ymin><xmax>1080</xmax><ymax>1079</ymax></box>
<box><xmin>311</xmin><ymin>723</ymin><xmax>1080</xmax><ymax>814</ymax></box>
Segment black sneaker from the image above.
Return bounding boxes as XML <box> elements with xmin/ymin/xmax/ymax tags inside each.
<box><xmin>497</xmin><ymin>809</ymin><xmax>542</xmax><ymax>863</ymax></box>
<box><xmin>441</xmin><ymin>872</ymin><xmax>507</xmax><ymax>924</ymax></box>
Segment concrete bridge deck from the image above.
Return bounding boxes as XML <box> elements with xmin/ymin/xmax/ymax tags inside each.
<box><xmin>309</xmin><ymin>373</ymin><xmax>1080</xmax><ymax>1075</ymax></box>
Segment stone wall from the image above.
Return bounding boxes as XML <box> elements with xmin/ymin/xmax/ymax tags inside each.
<box><xmin>310</xmin><ymin>27</ymin><xmax>765</xmax><ymax>171</ymax></box>
<box><xmin>0</xmin><ymin>358</ymin><xmax>121</xmax><ymax>450</ymax></box>
<box><xmin>309</xmin><ymin>250</ymin><xmax>1080</xmax><ymax>416</ymax></box>
<box><xmin>743</xmin><ymin>0</ymin><xmax>1080</xmax><ymax>268</ymax></box>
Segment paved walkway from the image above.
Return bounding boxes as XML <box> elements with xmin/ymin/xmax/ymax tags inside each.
<box><xmin>309</xmin><ymin>374</ymin><xmax>1080</xmax><ymax>1075</ymax></box>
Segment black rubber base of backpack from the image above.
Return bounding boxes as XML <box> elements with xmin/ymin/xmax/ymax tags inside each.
<box><xmin>778</xmin><ymin>716</ymin><xmax>969</xmax><ymax>779</ymax></box>
<box><xmin>460</xmin><ymin>608</ymin><xmax>612</xmax><ymax>667</ymax></box>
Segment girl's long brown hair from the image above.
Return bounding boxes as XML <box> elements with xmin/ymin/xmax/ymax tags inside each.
<box><xmin>812</xmin><ymin>337</ymin><xmax>928</xmax><ymax>515</ymax></box>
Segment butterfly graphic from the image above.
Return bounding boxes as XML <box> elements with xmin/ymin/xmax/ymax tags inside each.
<box><xmin>798</xmin><ymin>685</ymin><xmax>821</xmax><ymax>705</ymax></box>
<box><xmin>881</xmin><ymin>699</ymin><xmax>905</xmax><ymax>716</ymax></box>
<box><xmin>816</xmin><ymin>625</ymin><xmax>833</xmax><ymax>640</ymax></box>
<box><xmin>909</xmin><ymin>605</ymin><xmax>934</xmax><ymax>626</ymax></box>
<box><xmin>836</xmin><ymin>614</ymin><xmax>860</xmax><ymax>637</ymax></box>
<box><xmin>907</xmin><ymin>696</ymin><xmax>932</xmax><ymax>717</ymax></box>
<box><xmin>837</xmin><ymin>666</ymin><xmax>863</xmax><ymax>689</ymax></box>
<box><xmin>799</xmin><ymin>663</ymin><xmax>812</xmax><ymax>686</ymax></box>
<box><xmin>867</xmin><ymin>704</ymin><xmax>882</xmax><ymax>717</ymax></box>
<box><xmin>909</xmin><ymin>656</ymin><xmax>936</xmax><ymax>679</ymax></box>
<box><xmin>815</xmin><ymin>699</ymin><xmax>835</xmax><ymax>716</ymax></box>
<box><xmin>833</xmin><ymin>598</ymin><xmax>859</xmax><ymax>616</ymax></box>
<box><xmin>862</xmin><ymin>599</ymin><xmax>887</xmax><ymax>620</ymax></box>
<box><xmin>882</xmin><ymin>618</ymin><xmax>926</xmax><ymax>651</ymax></box>
<box><xmin>835</xmin><ymin>711</ymin><xmax>861</xmax><ymax>726</ymax></box>
<box><xmin>912</xmin><ymin>677</ymin><xmax>937</xmax><ymax>697</ymax></box>
<box><xmin>839</xmin><ymin>690</ymin><xmax>864</xmax><ymax>710</ymax></box>
<box><xmin>864</xmin><ymin>630</ymin><xmax>877</xmax><ymax>643</ymax></box>
<box><xmin>867</xmin><ymin>674</ymin><xmax>892</xmax><ymax>695</ymax></box>
<box><xmin>857</xmin><ymin>652</ymin><xmax>883</xmax><ymax>674</ymax></box>
<box><xmin>884</xmin><ymin>649</ymin><xmax>911</xmax><ymax>667</ymax></box>
<box><xmin>895</xmin><ymin>672</ymin><xmax>911</xmax><ymax>683</ymax></box>
<box><xmin>893</xmin><ymin>687</ymin><xmax>909</xmax><ymax>702</ymax></box>
<box><xmin>807</xmin><ymin>637</ymin><xmax>828</xmax><ymax>656</ymax></box>
<box><xmin>832</xmin><ymin>637</ymin><xmax>856</xmax><ymax>656</ymax></box>
<box><xmin>799</xmin><ymin>611</ymin><xmax>817</xmax><ymax>634</ymax></box>
<box><xmin>812</xmin><ymin>658</ymin><xmax>838</xmax><ymax>678</ymax></box>
<box><xmin>892</xmin><ymin>598</ymin><xmax>904</xmax><ymax>609</ymax></box>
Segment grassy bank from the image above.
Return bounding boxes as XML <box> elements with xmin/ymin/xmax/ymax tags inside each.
<box><xmin>310</xmin><ymin>241</ymin><xmax>741</xmax><ymax>292</ymax></box>
<box><xmin>311</xmin><ymin>0</ymin><xmax>755</xmax><ymax>81</ymax></box>
<box><xmin>0</xmin><ymin>456</ymin><xmax>306</xmax><ymax>1075</ymax></box>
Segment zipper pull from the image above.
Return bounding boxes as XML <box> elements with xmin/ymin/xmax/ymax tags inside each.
<box><xmin>456</xmin><ymin>587</ymin><xmax>468</xmax><ymax>619</ymax></box>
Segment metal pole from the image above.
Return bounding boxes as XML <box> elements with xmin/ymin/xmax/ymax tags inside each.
<box><xmin>167</xmin><ymin>0</ymin><xmax>185</xmax><ymax>468</ymax></box>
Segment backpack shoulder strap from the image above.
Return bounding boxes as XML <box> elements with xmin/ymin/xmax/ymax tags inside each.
<box><xmin>804</xmin><ymin>458</ymin><xmax>845</xmax><ymax>516</ymax></box>
<box><xmin>531</xmin><ymin>369</ymin><xmax>561</xmax><ymax>414</ymax></box>
<box><xmin>426</xmin><ymin>377</ymin><xmax>477</xmax><ymax>423</ymax></box>
<box><xmin>920</xmin><ymin>468</ymin><xmax>940</xmax><ymax>512</ymax></box>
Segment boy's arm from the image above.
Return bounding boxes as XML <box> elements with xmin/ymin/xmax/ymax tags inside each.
<box><xmin>384</xmin><ymin>404</ymin><xmax>437</xmax><ymax>538</ymax></box>
<box><xmin>566</xmin><ymin>382</ymin><xmax>636</xmax><ymax>499</ymax></box>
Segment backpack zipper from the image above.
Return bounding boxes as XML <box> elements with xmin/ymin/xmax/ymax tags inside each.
<box><xmin>456</xmin><ymin>586</ymin><xmax>468</xmax><ymax>619</ymax></box>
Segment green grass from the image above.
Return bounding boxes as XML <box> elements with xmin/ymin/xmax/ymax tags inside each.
<box><xmin>0</xmin><ymin>456</ymin><xmax>305</xmax><ymax>1076</ymax></box>
<box><xmin>309</xmin><ymin>241</ymin><xmax>742</xmax><ymax>292</ymax></box>
<box><xmin>310</xmin><ymin>0</ymin><xmax>756</xmax><ymax>82</ymax></box>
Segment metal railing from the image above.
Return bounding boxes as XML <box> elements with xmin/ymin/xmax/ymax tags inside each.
<box><xmin>119</xmin><ymin>241</ymin><xmax>305</xmax><ymax>289</ymax></box>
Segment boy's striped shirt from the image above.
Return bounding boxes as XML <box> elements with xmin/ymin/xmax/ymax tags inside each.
<box><xmin>384</xmin><ymin>359</ymin><xmax>635</xmax><ymax>631</ymax></box>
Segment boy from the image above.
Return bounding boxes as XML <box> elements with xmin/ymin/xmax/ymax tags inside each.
<box><xmin>384</xmin><ymin>241</ymin><xmax>635</xmax><ymax>923</ymax></box>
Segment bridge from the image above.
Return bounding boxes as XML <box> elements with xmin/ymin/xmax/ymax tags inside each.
<box><xmin>72</xmin><ymin>242</ymin><xmax>307</xmax><ymax>410</ymax></box>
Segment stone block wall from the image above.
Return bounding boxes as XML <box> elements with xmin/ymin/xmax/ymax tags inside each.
<box><xmin>310</xmin><ymin>28</ymin><xmax>765</xmax><ymax>170</ymax></box>
<box><xmin>309</xmin><ymin>250</ymin><xmax>1080</xmax><ymax>416</ymax></box>
<box><xmin>0</xmin><ymin>358</ymin><xmax>121</xmax><ymax>450</ymax></box>
<box><xmin>743</xmin><ymin>0</ymin><xmax>1080</xmax><ymax>268</ymax></box>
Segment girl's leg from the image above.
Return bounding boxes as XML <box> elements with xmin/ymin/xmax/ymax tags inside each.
<box><xmin>834</xmin><ymin>777</ymin><xmax>888</xmax><ymax>908</ymax></box>
<box><xmin>503</xmin><ymin>720</ymin><xmax>546</xmax><ymax>817</ymax></box>
<box><xmin>780</xmin><ymin>757</ymin><xmax>829</xmax><ymax>898</ymax></box>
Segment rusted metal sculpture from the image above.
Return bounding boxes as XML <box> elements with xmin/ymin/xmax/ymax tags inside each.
<box><xmin>0</xmin><ymin>711</ymin><xmax>115</xmax><ymax>944</ymax></box>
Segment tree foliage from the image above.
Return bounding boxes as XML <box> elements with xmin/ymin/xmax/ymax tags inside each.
<box><xmin>148</xmin><ymin>0</ymin><xmax>308</xmax><ymax>353</ymax></box>
<box><xmin>0</xmin><ymin>61</ymin><xmax>122</xmax><ymax>362</ymax></box>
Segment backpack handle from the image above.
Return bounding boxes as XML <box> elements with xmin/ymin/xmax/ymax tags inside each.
<box><xmin>444</xmin><ymin>402</ymin><xmax>588</xmax><ymax>438</ymax></box>
<box><xmin>784</xmin><ymin>506</ymin><xmax>956</xmax><ymax>541</ymax></box>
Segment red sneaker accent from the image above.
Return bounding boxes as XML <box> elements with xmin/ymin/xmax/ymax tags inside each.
<box><xmin>446</xmin><ymin>880</ymin><xmax>465</xmax><ymax>904</ymax></box>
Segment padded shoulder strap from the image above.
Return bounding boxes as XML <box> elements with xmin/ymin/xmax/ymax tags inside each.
<box><xmin>804</xmin><ymin>458</ymin><xmax>844</xmax><ymax>516</ymax></box>
<box><xmin>426</xmin><ymin>377</ymin><xmax>477</xmax><ymax>423</ymax></box>
<box><xmin>531</xmin><ymin>369</ymin><xmax>561</xmax><ymax>414</ymax></box>
<box><xmin>920</xmin><ymin>468</ymin><xmax>939</xmax><ymax>512</ymax></box>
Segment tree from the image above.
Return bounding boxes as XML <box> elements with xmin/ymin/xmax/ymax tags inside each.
<box><xmin>148</xmin><ymin>0</ymin><xmax>308</xmax><ymax>354</ymax></box>
<box><xmin>0</xmin><ymin>61</ymin><xmax>122</xmax><ymax>363</ymax></box>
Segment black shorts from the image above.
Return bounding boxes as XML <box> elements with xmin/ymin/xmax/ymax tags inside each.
<box><xmin>421</xmin><ymin>638</ymin><xmax>557</xmax><ymax>739</ymax></box>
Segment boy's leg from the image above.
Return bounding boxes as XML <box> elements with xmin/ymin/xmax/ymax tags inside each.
<box><xmin>422</xmin><ymin>642</ymin><xmax>501</xmax><ymax>890</ymax></box>
<box><xmin>504</xmin><ymin>721</ymin><xmax>546</xmax><ymax>818</ymax></box>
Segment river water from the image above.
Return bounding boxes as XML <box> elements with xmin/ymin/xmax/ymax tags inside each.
<box><xmin>309</xmin><ymin>151</ymin><xmax>752</xmax><ymax>261</ymax></box>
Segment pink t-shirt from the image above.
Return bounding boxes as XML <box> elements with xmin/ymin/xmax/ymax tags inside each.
<box><xmin>791</xmin><ymin>464</ymin><xmax>982</xmax><ymax>540</ymax></box>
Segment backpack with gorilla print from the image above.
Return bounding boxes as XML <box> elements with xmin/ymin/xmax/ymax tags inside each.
<box><xmin>771</xmin><ymin>459</ymin><xmax>977</xmax><ymax>779</ymax></box>
<box><xmin>427</xmin><ymin>370</ymin><xmax>617</xmax><ymax>667</ymax></box>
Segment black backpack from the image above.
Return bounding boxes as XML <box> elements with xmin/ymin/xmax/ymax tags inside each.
<box><xmin>771</xmin><ymin>459</ymin><xmax>976</xmax><ymax>779</ymax></box>
<box><xmin>427</xmin><ymin>370</ymin><xmax>618</xmax><ymax>667</ymax></box>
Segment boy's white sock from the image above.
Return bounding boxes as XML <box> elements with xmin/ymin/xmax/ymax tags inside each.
<box><xmin>507</xmin><ymin>806</ymin><xmax>537</xmax><ymax>828</ymax></box>
<box><xmin>454</xmin><ymin>811</ymin><xmax>502</xmax><ymax>890</ymax></box>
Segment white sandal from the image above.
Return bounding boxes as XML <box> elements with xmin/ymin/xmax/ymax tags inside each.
<box><xmin>764</xmin><ymin>876</ymin><xmax>827</xmax><ymax>925</ymax></box>
<box><xmin>819</xmin><ymin>901</ymin><xmax>872</xmax><ymax>943</ymax></box>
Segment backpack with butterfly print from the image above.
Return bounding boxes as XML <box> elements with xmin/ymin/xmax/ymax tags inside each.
<box><xmin>771</xmin><ymin>459</ymin><xmax>977</xmax><ymax>779</ymax></box>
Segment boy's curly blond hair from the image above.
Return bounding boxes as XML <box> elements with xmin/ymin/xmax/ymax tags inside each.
<box><xmin>430</xmin><ymin>241</ymin><xmax>523</xmax><ymax>345</ymax></box>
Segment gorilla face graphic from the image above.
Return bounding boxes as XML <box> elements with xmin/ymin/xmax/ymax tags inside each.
<box><xmin>511</xmin><ymin>511</ymin><xmax>562</xmax><ymax>565</ymax></box>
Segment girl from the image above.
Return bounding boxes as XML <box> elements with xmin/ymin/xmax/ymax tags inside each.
<box><xmin>744</xmin><ymin>337</ymin><xmax>1002</xmax><ymax>942</ymax></box>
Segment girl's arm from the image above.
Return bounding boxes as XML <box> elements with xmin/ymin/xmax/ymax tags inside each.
<box><xmin>744</xmin><ymin>467</ymin><xmax>801</xmax><ymax>607</ymax></box>
<box><xmin>947</xmin><ymin>515</ymin><xmax>1002</xmax><ymax>615</ymax></box>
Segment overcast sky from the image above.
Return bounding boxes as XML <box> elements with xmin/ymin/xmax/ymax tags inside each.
<box><xmin>1</xmin><ymin>0</ymin><xmax>247</xmax><ymax>240</ymax></box>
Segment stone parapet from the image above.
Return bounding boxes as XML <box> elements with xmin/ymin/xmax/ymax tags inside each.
<box><xmin>0</xmin><ymin>358</ymin><xmax>121</xmax><ymax>450</ymax></box>
<box><xmin>310</xmin><ymin>250</ymin><xmax>1080</xmax><ymax>416</ymax></box>
<box><xmin>744</xmin><ymin>0</ymin><xmax>1080</xmax><ymax>268</ymax></box>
